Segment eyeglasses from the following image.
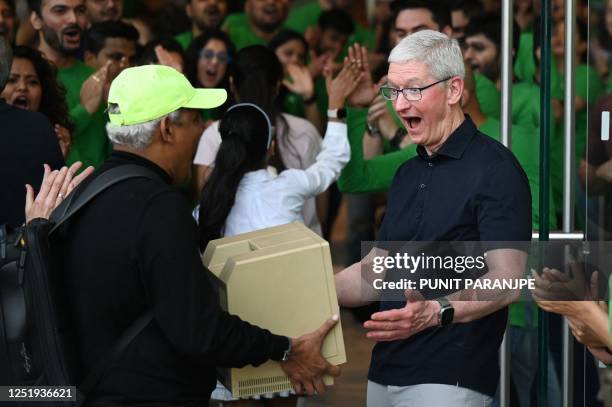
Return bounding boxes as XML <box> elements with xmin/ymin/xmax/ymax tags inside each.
<box><xmin>199</xmin><ymin>49</ymin><xmax>232</xmax><ymax>64</ymax></box>
<box><xmin>380</xmin><ymin>77</ymin><xmax>451</xmax><ymax>102</ymax></box>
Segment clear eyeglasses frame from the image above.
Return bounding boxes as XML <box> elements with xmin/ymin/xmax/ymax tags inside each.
<box><xmin>380</xmin><ymin>77</ymin><xmax>452</xmax><ymax>102</ymax></box>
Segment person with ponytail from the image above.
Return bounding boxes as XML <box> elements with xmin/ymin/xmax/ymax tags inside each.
<box><xmin>194</xmin><ymin>45</ymin><xmax>333</xmax><ymax>236</ymax></box>
<box><xmin>198</xmin><ymin>61</ymin><xmax>360</xmax><ymax>252</ymax></box>
<box><xmin>195</xmin><ymin>55</ymin><xmax>360</xmax><ymax>406</ymax></box>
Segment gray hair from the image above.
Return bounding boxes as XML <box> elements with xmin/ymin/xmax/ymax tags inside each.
<box><xmin>388</xmin><ymin>30</ymin><xmax>465</xmax><ymax>80</ymax></box>
<box><xmin>106</xmin><ymin>110</ymin><xmax>181</xmax><ymax>150</ymax></box>
<box><xmin>0</xmin><ymin>35</ymin><xmax>12</xmax><ymax>91</ymax></box>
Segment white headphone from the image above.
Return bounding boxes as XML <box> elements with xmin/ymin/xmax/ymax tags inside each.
<box><xmin>226</xmin><ymin>102</ymin><xmax>273</xmax><ymax>149</ymax></box>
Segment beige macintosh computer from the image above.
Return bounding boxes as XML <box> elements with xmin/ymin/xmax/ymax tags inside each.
<box><xmin>202</xmin><ymin>222</ymin><xmax>346</xmax><ymax>398</ymax></box>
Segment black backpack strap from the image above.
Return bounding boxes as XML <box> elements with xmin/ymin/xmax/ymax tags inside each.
<box><xmin>43</xmin><ymin>164</ymin><xmax>159</xmax><ymax>405</ymax></box>
<box><xmin>49</xmin><ymin>164</ymin><xmax>162</xmax><ymax>234</ymax></box>
<box><xmin>76</xmin><ymin>311</ymin><xmax>154</xmax><ymax>405</ymax></box>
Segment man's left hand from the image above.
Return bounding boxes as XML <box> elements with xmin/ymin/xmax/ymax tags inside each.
<box><xmin>363</xmin><ymin>299</ymin><xmax>440</xmax><ymax>341</ymax></box>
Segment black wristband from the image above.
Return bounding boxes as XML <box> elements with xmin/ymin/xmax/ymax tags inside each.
<box><xmin>303</xmin><ymin>94</ymin><xmax>316</xmax><ymax>105</ymax></box>
<box><xmin>390</xmin><ymin>128</ymin><xmax>407</xmax><ymax>149</ymax></box>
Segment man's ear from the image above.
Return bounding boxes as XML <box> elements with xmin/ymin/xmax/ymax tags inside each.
<box><xmin>30</xmin><ymin>10</ymin><xmax>43</xmax><ymax>31</ymax></box>
<box><xmin>442</xmin><ymin>25</ymin><xmax>454</xmax><ymax>38</ymax></box>
<box><xmin>159</xmin><ymin>116</ymin><xmax>174</xmax><ymax>144</ymax></box>
<box><xmin>185</xmin><ymin>2</ymin><xmax>193</xmax><ymax>19</ymax></box>
<box><xmin>447</xmin><ymin>76</ymin><xmax>464</xmax><ymax>106</ymax></box>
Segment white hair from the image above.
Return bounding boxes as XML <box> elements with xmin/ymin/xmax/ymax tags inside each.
<box><xmin>388</xmin><ymin>30</ymin><xmax>465</xmax><ymax>80</ymax></box>
<box><xmin>106</xmin><ymin>110</ymin><xmax>181</xmax><ymax>150</ymax></box>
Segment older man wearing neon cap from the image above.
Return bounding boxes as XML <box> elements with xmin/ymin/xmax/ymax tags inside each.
<box><xmin>59</xmin><ymin>65</ymin><xmax>339</xmax><ymax>405</ymax></box>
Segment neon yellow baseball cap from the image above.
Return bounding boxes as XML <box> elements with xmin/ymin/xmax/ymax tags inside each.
<box><xmin>107</xmin><ymin>65</ymin><xmax>228</xmax><ymax>125</ymax></box>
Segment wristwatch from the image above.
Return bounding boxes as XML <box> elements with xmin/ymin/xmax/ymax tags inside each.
<box><xmin>367</xmin><ymin>122</ymin><xmax>381</xmax><ymax>137</ymax></box>
<box><xmin>327</xmin><ymin>108</ymin><xmax>346</xmax><ymax>120</ymax></box>
<box><xmin>281</xmin><ymin>337</ymin><xmax>292</xmax><ymax>362</ymax></box>
<box><xmin>436</xmin><ymin>298</ymin><xmax>454</xmax><ymax>327</ymax></box>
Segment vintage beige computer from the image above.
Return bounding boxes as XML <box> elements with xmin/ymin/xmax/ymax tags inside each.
<box><xmin>202</xmin><ymin>222</ymin><xmax>346</xmax><ymax>398</ymax></box>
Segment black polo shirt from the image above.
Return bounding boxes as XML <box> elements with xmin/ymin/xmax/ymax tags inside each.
<box><xmin>368</xmin><ymin>116</ymin><xmax>531</xmax><ymax>397</ymax></box>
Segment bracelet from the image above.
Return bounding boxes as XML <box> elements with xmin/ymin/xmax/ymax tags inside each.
<box><xmin>390</xmin><ymin>128</ymin><xmax>407</xmax><ymax>149</ymax></box>
<box><xmin>303</xmin><ymin>93</ymin><xmax>316</xmax><ymax>105</ymax></box>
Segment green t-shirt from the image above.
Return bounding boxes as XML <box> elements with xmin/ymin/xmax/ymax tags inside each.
<box><xmin>474</xmin><ymin>72</ymin><xmax>501</xmax><ymax>119</ymax></box>
<box><xmin>350</xmin><ymin>25</ymin><xmax>376</xmax><ymax>52</ymax></box>
<box><xmin>283</xmin><ymin>91</ymin><xmax>306</xmax><ymax>118</ymax></box>
<box><xmin>337</xmin><ymin>106</ymin><xmax>417</xmax><ymax>193</ymax></box>
<box><xmin>285</xmin><ymin>1</ymin><xmax>321</xmax><ymax>34</ymax></box>
<box><xmin>175</xmin><ymin>31</ymin><xmax>193</xmax><ymax>50</ymax></box>
<box><xmin>285</xmin><ymin>1</ymin><xmax>375</xmax><ymax>52</ymax></box>
<box><xmin>201</xmin><ymin>106</ymin><xmax>223</xmax><ymax>123</ymax></box>
<box><xmin>512</xmin><ymin>81</ymin><xmax>563</xmax><ymax>217</ymax></box>
<box><xmin>572</xmin><ymin>64</ymin><xmax>603</xmax><ymax>161</ymax></box>
<box><xmin>57</xmin><ymin>60</ymin><xmax>110</xmax><ymax>169</ymax></box>
<box><xmin>480</xmin><ymin>117</ymin><xmax>557</xmax><ymax>231</ymax></box>
<box><xmin>514</xmin><ymin>31</ymin><xmax>564</xmax><ymax>101</ymax></box>
<box><xmin>223</xmin><ymin>12</ymin><xmax>268</xmax><ymax>50</ymax></box>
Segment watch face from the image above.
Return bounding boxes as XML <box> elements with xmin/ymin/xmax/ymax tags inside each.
<box><xmin>441</xmin><ymin>307</ymin><xmax>454</xmax><ymax>326</ymax></box>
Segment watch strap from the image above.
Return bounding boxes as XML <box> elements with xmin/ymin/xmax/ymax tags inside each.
<box><xmin>436</xmin><ymin>297</ymin><xmax>453</xmax><ymax>326</ymax></box>
<box><xmin>281</xmin><ymin>337</ymin><xmax>292</xmax><ymax>362</ymax></box>
<box><xmin>367</xmin><ymin>122</ymin><xmax>381</xmax><ymax>137</ymax></box>
<box><xmin>327</xmin><ymin>108</ymin><xmax>346</xmax><ymax>119</ymax></box>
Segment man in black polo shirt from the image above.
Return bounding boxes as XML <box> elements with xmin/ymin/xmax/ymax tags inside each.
<box><xmin>59</xmin><ymin>64</ymin><xmax>340</xmax><ymax>405</ymax></box>
<box><xmin>335</xmin><ymin>30</ymin><xmax>531</xmax><ymax>406</ymax></box>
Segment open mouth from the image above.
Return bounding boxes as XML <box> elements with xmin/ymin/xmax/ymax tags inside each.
<box><xmin>62</xmin><ymin>27</ymin><xmax>81</xmax><ymax>42</ymax></box>
<box><xmin>202</xmin><ymin>68</ymin><xmax>219</xmax><ymax>84</ymax></box>
<box><xmin>12</xmin><ymin>95</ymin><xmax>29</xmax><ymax>110</ymax></box>
<box><xmin>406</xmin><ymin>116</ymin><xmax>422</xmax><ymax>131</ymax></box>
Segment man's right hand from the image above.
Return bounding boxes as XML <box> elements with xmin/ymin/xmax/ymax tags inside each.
<box><xmin>280</xmin><ymin>315</ymin><xmax>341</xmax><ymax>395</ymax></box>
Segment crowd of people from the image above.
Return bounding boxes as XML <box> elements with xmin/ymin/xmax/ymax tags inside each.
<box><xmin>1</xmin><ymin>0</ymin><xmax>612</xmax><ymax>406</ymax></box>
